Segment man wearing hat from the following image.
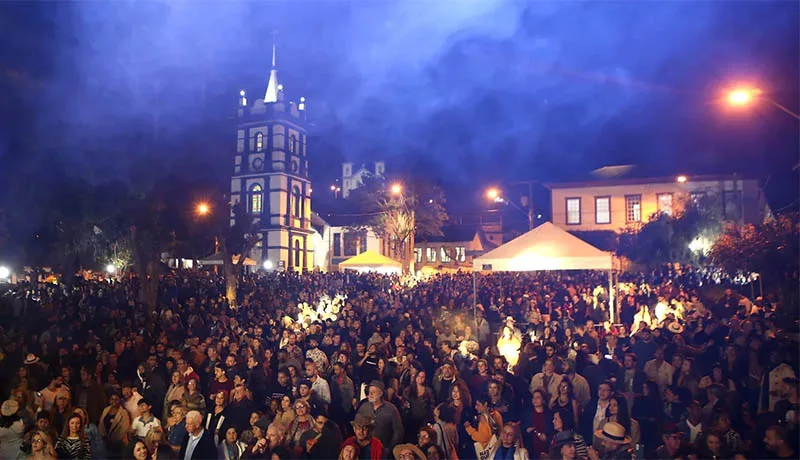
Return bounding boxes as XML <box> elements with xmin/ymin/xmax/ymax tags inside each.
<box><xmin>393</xmin><ymin>443</ymin><xmax>426</xmax><ymax>460</ymax></box>
<box><xmin>589</xmin><ymin>421</ymin><xmax>632</xmax><ymax>459</ymax></box>
<box><xmin>655</xmin><ymin>424</ymin><xmax>685</xmax><ymax>459</ymax></box>
<box><xmin>342</xmin><ymin>413</ymin><xmax>386</xmax><ymax>460</ymax></box>
<box><xmin>356</xmin><ymin>380</ymin><xmax>403</xmax><ymax>451</ymax></box>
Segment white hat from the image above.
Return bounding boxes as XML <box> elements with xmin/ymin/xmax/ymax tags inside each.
<box><xmin>1</xmin><ymin>399</ymin><xmax>19</xmax><ymax>417</ymax></box>
<box><xmin>24</xmin><ymin>354</ymin><xmax>40</xmax><ymax>365</ymax></box>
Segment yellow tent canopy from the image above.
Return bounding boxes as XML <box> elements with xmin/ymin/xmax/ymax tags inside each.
<box><xmin>338</xmin><ymin>250</ymin><xmax>402</xmax><ymax>273</ymax></box>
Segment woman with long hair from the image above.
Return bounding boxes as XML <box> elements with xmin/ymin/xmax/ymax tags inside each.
<box><xmin>431</xmin><ymin>403</ymin><xmax>458</xmax><ymax>460</ymax></box>
<box><xmin>274</xmin><ymin>395</ymin><xmax>295</xmax><ymax>428</ymax></box>
<box><xmin>55</xmin><ymin>413</ymin><xmax>91</xmax><ymax>460</ymax></box>
<box><xmin>125</xmin><ymin>439</ymin><xmax>150</xmax><ymax>460</ymax></box>
<box><xmin>549</xmin><ymin>408</ymin><xmax>588</xmax><ymax>460</ymax></box>
<box><xmin>632</xmin><ymin>381</ymin><xmax>662</xmax><ymax>453</ymax></box>
<box><xmin>72</xmin><ymin>408</ymin><xmax>106</xmax><ymax>459</ymax></box>
<box><xmin>206</xmin><ymin>391</ymin><xmax>230</xmax><ymax>445</ymax></box>
<box><xmin>402</xmin><ymin>370</ymin><xmax>434</xmax><ymax>444</ymax></box>
<box><xmin>551</xmin><ymin>378</ymin><xmax>580</xmax><ymax>427</ymax></box>
<box><xmin>523</xmin><ymin>389</ymin><xmax>552</xmax><ymax>458</ymax></box>
<box><xmin>448</xmin><ymin>381</ymin><xmax>474</xmax><ymax>459</ymax></box>
<box><xmin>26</xmin><ymin>430</ymin><xmax>57</xmax><ymax>460</ymax></box>
<box><xmin>592</xmin><ymin>395</ymin><xmax>640</xmax><ymax>450</ymax></box>
<box><xmin>99</xmin><ymin>392</ymin><xmax>132</xmax><ymax>458</ymax></box>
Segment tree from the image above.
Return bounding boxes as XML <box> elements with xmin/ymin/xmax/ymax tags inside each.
<box><xmin>351</xmin><ymin>175</ymin><xmax>448</xmax><ymax>272</ymax></box>
<box><xmin>219</xmin><ymin>200</ymin><xmax>259</xmax><ymax>309</ymax></box>
<box><xmin>618</xmin><ymin>194</ymin><xmax>722</xmax><ymax>268</ymax></box>
<box><xmin>709</xmin><ymin>214</ymin><xmax>799</xmax><ymax>305</ymax></box>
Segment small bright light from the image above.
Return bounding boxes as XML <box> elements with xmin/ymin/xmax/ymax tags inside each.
<box><xmin>239</xmin><ymin>90</ymin><xmax>246</xmax><ymax>97</ymax></box>
<box><xmin>106</xmin><ymin>264</ymin><xmax>116</xmax><ymax>274</ymax></box>
<box><xmin>688</xmin><ymin>237</ymin><xmax>712</xmax><ymax>255</ymax></box>
<box><xmin>197</xmin><ymin>203</ymin><xmax>210</xmax><ymax>215</ymax></box>
<box><xmin>486</xmin><ymin>188</ymin><xmax>499</xmax><ymax>200</ymax></box>
<box><xmin>263</xmin><ymin>260</ymin><xmax>274</xmax><ymax>270</ymax></box>
<box><xmin>277</xmin><ymin>84</ymin><xmax>284</xmax><ymax>91</ymax></box>
<box><xmin>330</xmin><ymin>185</ymin><xmax>336</xmax><ymax>191</ymax></box>
<box><xmin>0</xmin><ymin>266</ymin><xmax>9</xmax><ymax>279</ymax></box>
<box><xmin>300</xmin><ymin>97</ymin><xmax>306</xmax><ymax>102</ymax></box>
<box><xmin>391</xmin><ymin>183</ymin><xmax>403</xmax><ymax>195</ymax></box>
<box><xmin>429</xmin><ymin>199</ymin><xmax>434</xmax><ymax>204</ymax></box>
<box><xmin>727</xmin><ymin>88</ymin><xmax>761</xmax><ymax>106</ymax></box>
<box><xmin>676</xmin><ymin>175</ymin><xmax>688</xmax><ymax>183</ymax></box>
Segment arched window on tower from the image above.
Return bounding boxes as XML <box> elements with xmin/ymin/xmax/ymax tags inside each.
<box><xmin>250</xmin><ymin>184</ymin><xmax>263</xmax><ymax>214</ymax></box>
<box><xmin>292</xmin><ymin>186</ymin><xmax>301</xmax><ymax>218</ymax></box>
<box><xmin>294</xmin><ymin>239</ymin><xmax>301</xmax><ymax>269</ymax></box>
<box><xmin>290</xmin><ymin>135</ymin><xmax>298</xmax><ymax>153</ymax></box>
<box><xmin>255</xmin><ymin>133</ymin><xmax>264</xmax><ymax>152</ymax></box>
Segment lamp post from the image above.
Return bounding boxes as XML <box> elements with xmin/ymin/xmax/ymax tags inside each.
<box><xmin>486</xmin><ymin>187</ymin><xmax>534</xmax><ymax>231</ymax></box>
<box><xmin>725</xmin><ymin>87</ymin><xmax>800</xmax><ymax>120</ymax></box>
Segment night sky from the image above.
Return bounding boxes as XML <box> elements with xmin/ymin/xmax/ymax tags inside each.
<box><xmin>0</xmin><ymin>1</ymin><xmax>798</xmax><ymax>217</ymax></box>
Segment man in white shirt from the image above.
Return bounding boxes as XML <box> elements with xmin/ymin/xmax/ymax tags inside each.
<box><xmin>130</xmin><ymin>399</ymin><xmax>161</xmax><ymax>439</ymax></box>
<box><xmin>39</xmin><ymin>376</ymin><xmax>64</xmax><ymax>412</ymax></box>
<box><xmin>593</xmin><ymin>381</ymin><xmax>613</xmax><ymax>432</ymax></box>
<box><xmin>123</xmin><ymin>385</ymin><xmax>143</xmax><ymax>419</ymax></box>
<box><xmin>305</xmin><ymin>359</ymin><xmax>331</xmax><ymax>405</ymax></box>
<box><xmin>644</xmin><ymin>347</ymin><xmax>674</xmax><ymax>396</ymax></box>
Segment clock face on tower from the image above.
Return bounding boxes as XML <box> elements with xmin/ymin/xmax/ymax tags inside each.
<box><xmin>251</xmin><ymin>158</ymin><xmax>264</xmax><ymax>171</ymax></box>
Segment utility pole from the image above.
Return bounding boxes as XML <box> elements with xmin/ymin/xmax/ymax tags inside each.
<box><xmin>508</xmin><ymin>180</ymin><xmax>538</xmax><ymax>230</ymax></box>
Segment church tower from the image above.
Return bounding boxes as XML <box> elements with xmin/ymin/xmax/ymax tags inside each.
<box><xmin>230</xmin><ymin>43</ymin><xmax>313</xmax><ymax>271</ymax></box>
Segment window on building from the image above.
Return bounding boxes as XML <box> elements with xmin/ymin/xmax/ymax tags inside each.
<box><xmin>294</xmin><ymin>239</ymin><xmax>301</xmax><ymax>268</ymax></box>
<box><xmin>566</xmin><ymin>198</ymin><xmax>581</xmax><ymax>225</ymax></box>
<box><xmin>292</xmin><ymin>186</ymin><xmax>301</xmax><ymax>218</ymax></box>
<box><xmin>250</xmin><ymin>184</ymin><xmax>263</xmax><ymax>214</ymax></box>
<box><xmin>426</xmin><ymin>247</ymin><xmax>437</xmax><ymax>263</ymax></box>
<box><xmin>690</xmin><ymin>192</ymin><xmax>707</xmax><ymax>207</ymax></box>
<box><xmin>625</xmin><ymin>195</ymin><xmax>642</xmax><ymax>223</ymax></box>
<box><xmin>343</xmin><ymin>231</ymin><xmax>365</xmax><ymax>257</ymax></box>
<box><xmin>414</xmin><ymin>248</ymin><xmax>423</xmax><ymax>264</ymax></box>
<box><xmin>455</xmin><ymin>246</ymin><xmax>466</xmax><ymax>262</ymax></box>
<box><xmin>440</xmin><ymin>247</ymin><xmax>451</xmax><ymax>263</ymax></box>
<box><xmin>290</xmin><ymin>135</ymin><xmax>298</xmax><ymax>153</ymax></box>
<box><xmin>255</xmin><ymin>132</ymin><xmax>264</xmax><ymax>152</ymax></box>
<box><xmin>724</xmin><ymin>191</ymin><xmax>742</xmax><ymax>220</ymax></box>
<box><xmin>595</xmin><ymin>196</ymin><xmax>611</xmax><ymax>224</ymax></box>
<box><xmin>333</xmin><ymin>233</ymin><xmax>341</xmax><ymax>257</ymax></box>
<box><xmin>657</xmin><ymin>193</ymin><xmax>673</xmax><ymax>216</ymax></box>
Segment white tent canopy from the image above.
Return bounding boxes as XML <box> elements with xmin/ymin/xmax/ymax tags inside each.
<box><xmin>473</xmin><ymin>222</ymin><xmax>616</xmax><ymax>271</ymax></box>
<box><xmin>472</xmin><ymin>222</ymin><xmax>619</xmax><ymax>320</ymax></box>
<box><xmin>338</xmin><ymin>250</ymin><xmax>403</xmax><ymax>275</ymax></box>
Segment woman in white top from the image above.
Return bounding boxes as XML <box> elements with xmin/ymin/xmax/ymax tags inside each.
<box><xmin>0</xmin><ymin>399</ymin><xmax>25</xmax><ymax>460</ymax></box>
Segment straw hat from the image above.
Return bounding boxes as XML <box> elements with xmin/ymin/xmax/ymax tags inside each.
<box><xmin>595</xmin><ymin>421</ymin><xmax>630</xmax><ymax>445</ymax></box>
<box><xmin>1</xmin><ymin>399</ymin><xmax>19</xmax><ymax>417</ymax></box>
<box><xmin>393</xmin><ymin>443</ymin><xmax>426</xmax><ymax>460</ymax></box>
<box><xmin>23</xmin><ymin>353</ymin><xmax>40</xmax><ymax>365</ymax></box>
<box><xmin>667</xmin><ymin>321</ymin><xmax>684</xmax><ymax>334</ymax></box>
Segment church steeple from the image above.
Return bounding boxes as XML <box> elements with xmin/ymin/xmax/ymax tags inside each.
<box><xmin>264</xmin><ymin>41</ymin><xmax>280</xmax><ymax>103</ymax></box>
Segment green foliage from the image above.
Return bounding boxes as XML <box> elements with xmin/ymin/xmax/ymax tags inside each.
<box><xmin>618</xmin><ymin>194</ymin><xmax>722</xmax><ymax>268</ymax></box>
<box><xmin>709</xmin><ymin>214</ymin><xmax>799</xmax><ymax>302</ymax></box>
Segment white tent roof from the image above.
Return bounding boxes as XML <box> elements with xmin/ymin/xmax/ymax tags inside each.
<box><xmin>473</xmin><ymin>222</ymin><xmax>615</xmax><ymax>271</ymax></box>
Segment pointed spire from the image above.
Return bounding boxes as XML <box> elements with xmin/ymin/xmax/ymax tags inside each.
<box><xmin>264</xmin><ymin>33</ymin><xmax>280</xmax><ymax>103</ymax></box>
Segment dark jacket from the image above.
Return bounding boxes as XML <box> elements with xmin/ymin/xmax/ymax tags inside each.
<box><xmin>179</xmin><ymin>428</ymin><xmax>218</xmax><ymax>460</ymax></box>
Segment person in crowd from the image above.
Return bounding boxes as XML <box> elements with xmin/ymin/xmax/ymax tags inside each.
<box><xmin>0</xmin><ymin>399</ymin><xmax>25</xmax><ymax>460</ymax></box>
<box><xmin>464</xmin><ymin>393</ymin><xmax>502</xmax><ymax>451</ymax></box>
<box><xmin>182</xmin><ymin>379</ymin><xmax>207</xmax><ymax>416</ymax></box>
<box><xmin>431</xmin><ymin>403</ymin><xmax>458</xmax><ymax>460</ymax></box>
<box><xmin>205</xmin><ymin>391</ymin><xmax>230</xmax><ymax>445</ymax></box>
<box><xmin>72</xmin><ymin>407</ymin><xmax>107</xmax><ymax>459</ymax></box>
<box><xmin>593</xmin><ymin>395</ymin><xmax>640</xmax><ymax>450</ymax></box>
<box><xmin>50</xmin><ymin>390</ymin><xmax>74</xmax><ymax>435</ymax></box>
<box><xmin>131</xmin><ymin>398</ymin><xmax>161</xmax><ymax>440</ymax></box>
<box><xmin>127</xmin><ymin>439</ymin><xmax>150</xmax><ymax>460</ymax></box>
<box><xmin>55</xmin><ymin>413</ymin><xmax>92</xmax><ymax>460</ymax></box>
<box><xmin>163</xmin><ymin>371</ymin><xmax>187</xmax><ymax>419</ymax></box>
<box><xmin>402</xmin><ymin>368</ymin><xmax>434</xmax><ymax>443</ymax></box>
<box><xmin>218</xmin><ymin>426</ymin><xmax>247</xmax><ymax>460</ymax></box>
<box><xmin>343</xmin><ymin>413</ymin><xmax>386</xmax><ymax>460</ymax></box>
<box><xmin>26</xmin><ymin>429</ymin><xmax>57</xmax><ymax>460</ymax></box>
<box><xmin>523</xmin><ymin>388</ymin><xmax>551</xmax><ymax>458</ymax></box>
<box><xmin>179</xmin><ymin>410</ymin><xmax>217</xmax><ymax>460</ymax></box>
<box><xmin>530</xmin><ymin>359</ymin><xmax>563</xmax><ymax>406</ymax></box>
<box><xmin>356</xmin><ymin>379</ymin><xmax>404</xmax><ymax>451</ymax></box>
<box><xmin>551</xmin><ymin>408</ymin><xmax>589</xmax><ymax>459</ymax></box>
<box><xmin>588</xmin><ymin>421</ymin><xmax>631</xmax><ymax>460</ymax></box>
<box><xmin>763</xmin><ymin>424</ymin><xmax>796</xmax><ymax>459</ymax></box>
<box><xmin>99</xmin><ymin>392</ymin><xmax>132</xmax><ymax>457</ymax></box>
<box><xmin>164</xmin><ymin>402</ymin><xmax>188</xmax><ymax>455</ymax></box>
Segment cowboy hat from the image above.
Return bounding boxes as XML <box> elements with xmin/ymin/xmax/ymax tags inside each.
<box><xmin>667</xmin><ymin>322</ymin><xmax>684</xmax><ymax>334</ymax></box>
<box><xmin>23</xmin><ymin>353</ymin><xmax>40</xmax><ymax>365</ymax></box>
<box><xmin>351</xmin><ymin>413</ymin><xmax>375</xmax><ymax>428</ymax></box>
<box><xmin>393</xmin><ymin>443</ymin><xmax>426</xmax><ymax>460</ymax></box>
<box><xmin>595</xmin><ymin>421</ymin><xmax>630</xmax><ymax>445</ymax></box>
<box><xmin>1</xmin><ymin>399</ymin><xmax>19</xmax><ymax>417</ymax></box>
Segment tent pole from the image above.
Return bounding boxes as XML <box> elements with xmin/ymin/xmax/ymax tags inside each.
<box><xmin>608</xmin><ymin>269</ymin><xmax>614</xmax><ymax>323</ymax></box>
<box><xmin>473</xmin><ymin>270</ymin><xmax>477</xmax><ymax>325</ymax></box>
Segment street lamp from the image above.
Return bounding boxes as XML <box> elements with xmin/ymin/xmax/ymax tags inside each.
<box><xmin>676</xmin><ymin>175</ymin><xmax>688</xmax><ymax>183</ymax></box>
<box><xmin>390</xmin><ymin>183</ymin><xmax>403</xmax><ymax>195</ymax></box>
<box><xmin>725</xmin><ymin>86</ymin><xmax>800</xmax><ymax>120</ymax></box>
<box><xmin>106</xmin><ymin>264</ymin><xmax>116</xmax><ymax>275</ymax></box>
<box><xmin>263</xmin><ymin>259</ymin><xmax>274</xmax><ymax>270</ymax></box>
<box><xmin>196</xmin><ymin>202</ymin><xmax>210</xmax><ymax>216</ymax></box>
<box><xmin>486</xmin><ymin>188</ymin><xmax>500</xmax><ymax>201</ymax></box>
<box><xmin>485</xmin><ymin>187</ymin><xmax>533</xmax><ymax>230</ymax></box>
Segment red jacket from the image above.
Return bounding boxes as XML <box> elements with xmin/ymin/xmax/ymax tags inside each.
<box><xmin>341</xmin><ymin>436</ymin><xmax>385</xmax><ymax>460</ymax></box>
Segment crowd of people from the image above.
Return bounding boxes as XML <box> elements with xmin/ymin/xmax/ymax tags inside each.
<box><xmin>0</xmin><ymin>266</ymin><xmax>797</xmax><ymax>460</ymax></box>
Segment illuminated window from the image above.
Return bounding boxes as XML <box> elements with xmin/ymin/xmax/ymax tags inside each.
<box><xmin>292</xmin><ymin>186</ymin><xmax>302</xmax><ymax>218</ymax></box>
<box><xmin>440</xmin><ymin>247</ymin><xmax>451</xmax><ymax>263</ymax></box>
<box><xmin>255</xmin><ymin>132</ymin><xmax>264</xmax><ymax>152</ymax></box>
<box><xmin>455</xmin><ymin>246</ymin><xmax>466</xmax><ymax>262</ymax></box>
<box><xmin>566</xmin><ymin>198</ymin><xmax>581</xmax><ymax>225</ymax></box>
<box><xmin>290</xmin><ymin>135</ymin><xmax>298</xmax><ymax>153</ymax></box>
<box><xmin>414</xmin><ymin>248</ymin><xmax>423</xmax><ymax>264</ymax></box>
<box><xmin>595</xmin><ymin>196</ymin><xmax>610</xmax><ymax>224</ymax></box>
<box><xmin>250</xmin><ymin>184</ymin><xmax>263</xmax><ymax>214</ymax></box>
<box><xmin>657</xmin><ymin>193</ymin><xmax>673</xmax><ymax>216</ymax></box>
<box><xmin>426</xmin><ymin>247</ymin><xmax>436</xmax><ymax>263</ymax></box>
<box><xmin>625</xmin><ymin>195</ymin><xmax>641</xmax><ymax>223</ymax></box>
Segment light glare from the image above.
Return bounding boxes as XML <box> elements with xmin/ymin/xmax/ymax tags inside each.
<box><xmin>263</xmin><ymin>260</ymin><xmax>274</xmax><ymax>270</ymax></box>
<box><xmin>106</xmin><ymin>264</ymin><xmax>116</xmax><ymax>274</ymax></box>
<box><xmin>0</xmin><ymin>266</ymin><xmax>9</xmax><ymax>279</ymax></box>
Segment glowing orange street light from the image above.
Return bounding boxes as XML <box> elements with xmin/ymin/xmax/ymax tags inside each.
<box><xmin>196</xmin><ymin>202</ymin><xmax>210</xmax><ymax>216</ymax></box>
<box><xmin>390</xmin><ymin>183</ymin><xmax>403</xmax><ymax>195</ymax></box>
<box><xmin>727</xmin><ymin>88</ymin><xmax>760</xmax><ymax>106</ymax></box>
<box><xmin>486</xmin><ymin>188</ymin><xmax>500</xmax><ymax>200</ymax></box>
<box><xmin>676</xmin><ymin>175</ymin><xmax>688</xmax><ymax>183</ymax></box>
